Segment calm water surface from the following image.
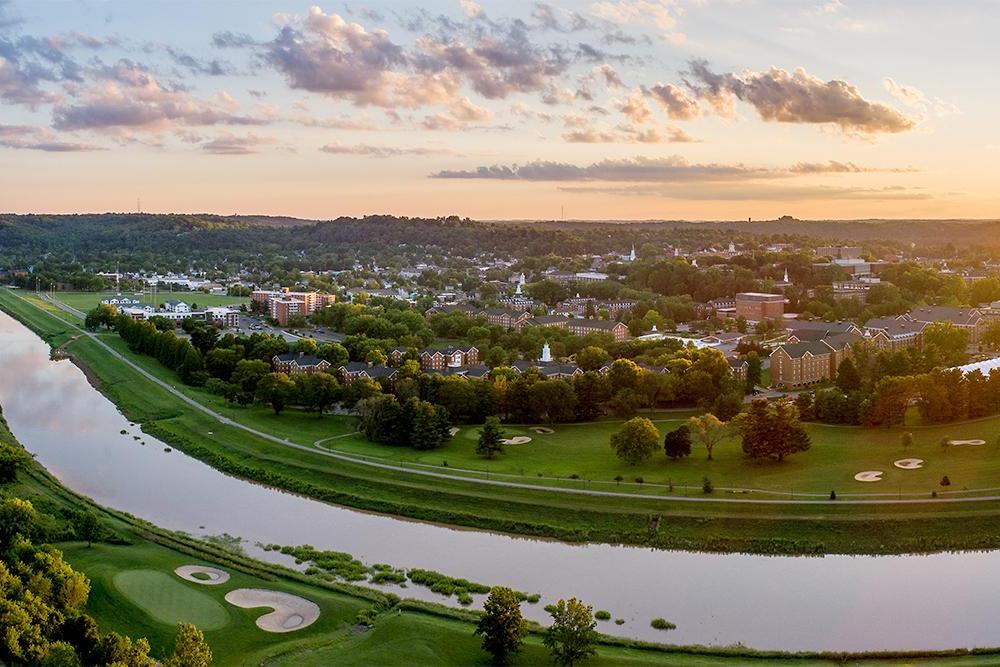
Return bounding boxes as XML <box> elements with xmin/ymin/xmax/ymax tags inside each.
<box><xmin>1</xmin><ymin>310</ymin><xmax>998</xmax><ymax>651</ymax></box>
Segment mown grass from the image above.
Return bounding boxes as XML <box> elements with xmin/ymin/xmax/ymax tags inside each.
<box><xmin>56</xmin><ymin>290</ymin><xmax>248</xmax><ymax>312</ymax></box>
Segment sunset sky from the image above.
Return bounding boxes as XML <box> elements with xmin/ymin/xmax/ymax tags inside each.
<box><xmin>1</xmin><ymin>0</ymin><xmax>995</xmax><ymax>220</ymax></box>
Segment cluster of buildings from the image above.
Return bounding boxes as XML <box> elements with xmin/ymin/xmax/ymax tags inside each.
<box><xmin>425</xmin><ymin>304</ymin><xmax>633</xmax><ymax>342</ymax></box>
<box><xmin>101</xmin><ymin>296</ymin><xmax>240</xmax><ymax>328</ymax></box>
<box><xmin>252</xmin><ymin>288</ymin><xmax>336</xmax><ymax>325</ymax></box>
<box><xmin>770</xmin><ymin>305</ymin><xmax>990</xmax><ymax>388</ymax></box>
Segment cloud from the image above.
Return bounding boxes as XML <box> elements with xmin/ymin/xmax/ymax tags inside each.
<box><xmin>563</xmin><ymin>124</ymin><xmax>696</xmax><ymax>144</ymax></box>
<box><xmin>164</xmin><ymin>45</ymin><xmax>237</xmax><ymax>76</ymax></box>
<box><xmin>590</xmin><ymin>0</ymin><xmax>686</xmax><ymax>42</ymax></box>
<box><xmin>806</xmin><ymin>0</ymin><xmax>846</xmax><ymax>16</ymax></box>
<box><xmin>319</xmin><ymin>142</ymin><xmax>456</xmax><ymax>158</ymax></box>
<box><xmin>211</xmin><ymin>31</ymin><xmax>257</xmax><ymax>48</ymax></box>
<box><xmin>432</xmin><ymin>154</ymin><xmax>911</xmax><ymax>181</ymax></box>
<box><xmin>459</xmin><ymin>0</ymin><xmax>483</xmax><ymax>19</ymax></box>
<box><xmin>612</xmin><ymin>87</ymin><xmax>652</xmax><ymax>123</ymax></box>
<box><xmin>883</xmin><ymin>77</ymin><xmax>959</xmax><ymax>117</ymax></box>
<box><xmin>433</xmin><ymin>155</ymin><xmax>776</xmax><ymax>181</ymax></box>
<box><xmin>684</xmin><ymin>60</ymin><xmax>915</xmax><ymax>134</ymax></box>
<box><xmin>0</xmin><ymin>123</ymin><xmax>103</xmax><ymax>151</ymax></box>
<box><xmin>199</xmin><ymin>131</ymin><xmax>277</xmax><ymax>154</ymax></box>
<box><xmin>788</xmin><ymin>160</ymin><xmax>915</xmax><ymax>174</ymax></box>
<box><xmin>647</xmin><ymin>82</ymin><xmax>698</xmax><ymax>120</ymax></box>
<box><xmin>52</xmin><ymin>60</ymin><xmax>267</xmax><ymax>133</ymax></box>
<box><xmin>559</xmin><ymin>183</ymin><xmax>931</xmax><ymax>201</ymax></box>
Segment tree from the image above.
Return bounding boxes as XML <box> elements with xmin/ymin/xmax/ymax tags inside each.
<box><xmin>0</xmin><ymin>441</ymin><xmax>29</xmax><ymax>484</ymax></box>
<box><xmin>475</xmin><ymin>587</ymin><xmax>527</xmax><ymax>665</ymax></box>
<box><xmin>293</xmin><ymin>337</ymin><xmax>318</xmax><ymax>356</ymax></box>
<box><xmin>316</xmin><ymin>342</ymin><xmax>349</xmax><ymax>366</ymax></box>
<box><xmin>610</xmin><ymin>417</ymin><xmax>659</xmax><ymax>465</ymax></box>
<box><xmin>576</xmin><ymin>346</ymin><xmax>610</xmax><ymax>372</ymax></box>
<box><xmin>230</xmin><ymin>358</ymin><xmax>269</xmax><ymax>394</ymax></box>
<box><xmin>734</xmin><ymin>399</ymin><xmax>811</xmax><ymax>462</ymax></box>
<box><xmin>663</xmin><ymin>425</ymin><xmax>692</xmax><ymax>461</ymax></box>
<box><xmin>256</xmin><ymin>372</ymin><xmax>295</xmax><ymax>415</ymax></box>
<box><xmin>164</xmin><ymin>623</ymin><xmax>212</xmax><ymax>667</ymax></box>
<box><xmin>296</xmin><ymin>372</ymin><xmax>340</xmax><ymax>416</ymax></box>
<box><xmin>543</xmin><ymin>598</ymin><xmax>598</xmax><ymax>667</ymax></box>
<box><xmin>687</xmin><ymin>414</ymin><xmax>727</xmax><ymax>461</ymax></box>
<box><xmin>73</xmin><ymin>510</ymin><xmax>101</xmax><ymax>547</ymax></box>
<box><xmin>901</xmin><ymin>431</ymin><xmax>913</xmax><ymax>449</ymax></box>
<box><xmin>835</xmin><ymin>357</ymin><xmax>861</xmax><ymax>393</ymax></box>
<box><xmin>476</xmin><ymin>417</ymin><xmax>506</xmax><ymax>459</ymax></box>
<box><xmin>923</xmin><ymin>321</ymin><xmax>970</xmax><ymax>367</ymax></box>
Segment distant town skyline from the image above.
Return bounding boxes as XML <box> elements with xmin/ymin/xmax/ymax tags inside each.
<box><xmin>0</xmin><ymin>0</ymin><xmax>993</xmax><ymax>220</ymax></box>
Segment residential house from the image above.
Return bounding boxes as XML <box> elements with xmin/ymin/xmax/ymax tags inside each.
<box><xmin>271</xmin><ymin>353</ymin><xmax>332</xmax><ymax>375</ymax></box>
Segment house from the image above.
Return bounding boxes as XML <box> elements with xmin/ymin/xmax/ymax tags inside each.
<box><xmin>271</xmin><ymin>353</ymin><xmax>331</xmax><ymax>375</ymax></box>
<box><xmin>864</xmin><ymin>318</ymin><xmax>927</xmax><ymax>350</ymax></box>
<box><xmin>564</xmin><ymin>318</ymin><xmax>631</xmax><ymax>342</ymax></box>
<box><xmin>336</xmin><ymin>362</ymin><xmax>397</xmax><ymax>385</ymax></box>
<box><xmin>770</xmin><ymin>341</ymin><xmax>837</xmax><ymax>388</ymax></box>
<box><xmin>101</xmin><ymin>296</ymin><xmax>141</xmax><ymax>307</ymax></box>
<box><xmin>511</xmin><ymin>361</ymin><xmax>583</xmax><ymax>378</ymax></box>
<box><xmin>903</xmin><ymin>306</ymin><xmax>985</xmax><ymax>343</ymax></box>
<box><xmin>162</xmin><ymin>300</ymin><xmax>190</xmax><ymax>314</ymax></box>
<box><xmin>728</xmin><ymin>357</ymin><xmax>749</xmax><ymax>381</ymax></box>
<box><xmin>420</xmin><ymin>346</ymin><xmax>479</xmax><ymax>370</ymax></box>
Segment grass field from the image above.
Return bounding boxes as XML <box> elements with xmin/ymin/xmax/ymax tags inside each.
<box><xmin>112</xmin><ymin>569</ymin><xmax>230</xmax><ymax>630</ymax></box>
<box><xmin>56</xmin><ymin>290</ymin><xmax>248</xmax><ymax>312</ymax></box>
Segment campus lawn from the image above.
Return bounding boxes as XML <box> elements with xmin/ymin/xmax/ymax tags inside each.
<box><xmin>57</xmin><ymin>290</ymin><xmax>249</xmax><ymax>312</ymax></box>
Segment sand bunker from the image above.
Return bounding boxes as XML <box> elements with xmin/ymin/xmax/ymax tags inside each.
<box><xmin>530</xmin><ymin>427</ymin><xmax>554</xmax><ymax>434</ymax></box>
<box><xmin>224</xmin><ymin>589</ymin><xmax>320</xmax><ymax>633</ymax></box>
<box><xmin>502</xmin><ymin>436</ymin><xmax>532</xmax><ymax>445</ymax></box>
<box><xmin>854</xmin><ymin>471</ymin><xmax>884</xmax><ymax>482</ymax></box>
<box><xmin>448</xmin><ymin>427</ymin><xmax>460</xmax><ymax>436</ymax></box>
<box><xmin>894</xmin><ymin>458</ymin><xmax>925</xmax><ymax>470</ymax></box>
<box><xmin>174</xmin><ymin>565</ymin><xmax>231</xmax><ymax>585</ymax></box>
<box><xmin>949</xmin><ymin>439</ymin><xmax>986</xmax><ymax>446</ymax></box>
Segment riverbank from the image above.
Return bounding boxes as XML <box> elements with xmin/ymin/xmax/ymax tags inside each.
<box><xmin>9</xmin><ymin>288</ymin><xmax>1000</xmax><ymax>557</ymax></box>
<box><xmin>10</xmin><ymin>412</ymin><xmax>1000</xmax><ymax>665</ymax></box>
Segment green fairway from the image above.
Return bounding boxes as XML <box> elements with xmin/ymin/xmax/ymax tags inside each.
<box><xmin>112</xmin><ymin>569</ymin><xmax>230</xmax><ymax>630</ymax></box>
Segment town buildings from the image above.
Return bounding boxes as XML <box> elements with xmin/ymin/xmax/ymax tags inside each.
<box><xmin>252</xmin><ymin>288</ymin><xmax>336</xmax><ymax>325</ymax></box>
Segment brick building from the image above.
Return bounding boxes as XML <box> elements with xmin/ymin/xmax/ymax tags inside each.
<box><xmin>735</xmin><ymin>293</ymin><xmax>785</xmax><ymax>322</ymax></box>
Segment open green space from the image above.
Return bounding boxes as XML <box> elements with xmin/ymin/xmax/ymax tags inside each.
<box><xmin>57</xmin><ymin>290</ymin><xmax>249</xmax><ymax>312</ymax></box>
<box><xmin>111</xmin><ymin>569</ymin><xmax>230</xmax><ymax>630</ymax></box>
<box><xmin>11</xmin><ymin>287</ymin><xmax>1000</xmax><ymax>557</ymax></box>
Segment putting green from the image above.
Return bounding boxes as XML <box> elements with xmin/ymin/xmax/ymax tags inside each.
<box><xmin>113</xmin><ymin>569</ymin><xmax>230</xmax><ymax>630</ymax></box>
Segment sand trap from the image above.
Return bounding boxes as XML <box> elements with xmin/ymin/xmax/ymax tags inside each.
<box><xmin>854</xmin><ymin>471</ymin><xmax>884</xmax><ymax>482</ymax></box>
<box><xmin>894</xmin><ymin>458</ymin><xmax>925</xmax><ymax>470</ymax></box>
<box><xmin>224</xmin><ymin>589</ymin><xmax>320</xmax><ymax>633</ymax></box>
<box><xmin>174</xmin><ymin>565</ymin><xmax>231</xmax><ymax>586</ymax></box>
<box><xmin>949</xmin><ymin>439</ymin><xmax>986</xmax><ymax>446</ymax></box>
<box><xmin>502</xmin><ymin>436</ymin><xmax>532</xmax><ymax>445</ymax></box>
<box><xmin>531</xmin><ymin>427</ymin><xmax>554</xmax><ymax>434</ymax></box>
<box><xmin>449</xmin><ymin>427</ymin><xmax>460</xmax><ymax>436</ymax></box>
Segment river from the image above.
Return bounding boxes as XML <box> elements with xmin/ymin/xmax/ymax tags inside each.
<box><xmin>2</xmin><ymin>309</ymin><xmax>998</xmax><ymax>652</ymax></box>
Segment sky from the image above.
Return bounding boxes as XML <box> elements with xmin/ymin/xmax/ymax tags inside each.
<box><xmin>0</xmin><ymin>0</ymin><xmax>996</xmax><ymax>221</ymax></box>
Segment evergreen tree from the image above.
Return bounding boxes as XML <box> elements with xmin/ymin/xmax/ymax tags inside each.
<box><xmin>663</xmin><ymin>425</ymin><xmax>692</xmax><ymax>461</ymax></box>
<box><xmin>476</xmin><ymin>416</ymin><xmax>506</xmax><ymax>459</ymax></box>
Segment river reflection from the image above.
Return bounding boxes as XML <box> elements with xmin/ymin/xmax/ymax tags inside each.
<box><xmin>1</xmin><ymin>310</ymin><xmax>998</xmax><ymax>651</ymax></box>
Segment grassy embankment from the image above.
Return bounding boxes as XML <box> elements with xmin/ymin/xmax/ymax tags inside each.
<box><xmin>8</xmin><ymin>288</ymin><xmax>1000</xmax><ymax>556</ymax></box>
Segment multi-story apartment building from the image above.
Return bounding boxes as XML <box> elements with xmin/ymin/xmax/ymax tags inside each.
<box><xmin>564</xmin><ymin>318</ymin><xmax>631</xmax><ymax>342</ymax></box>
<box><xmin>735</xmin><ymin>292</ymin><xmax>785</xmax><ymax>322</ymax></box>
<box><xmin>252</xmin><ymin>288</ymin><xmax>336</xmax><ymax>325</ymax></box>
<box><xmin>904</xmin><ymin>306</ymin><xmax>985</xmax><ymax>344</ymax></box>
<box><xmin>271</xmin><ymin>353</ymin><xmax>332</xmax><ymax>375</ymax></box>
<box><xmin>864</xmin><ymin>318</ymin><xmax>927</xmax><ymax>351</ymax></box>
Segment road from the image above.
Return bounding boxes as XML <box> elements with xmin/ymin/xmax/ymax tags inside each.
<box><xmin>33</xmin><ymin>291</ymin><xmax>1000</xmax><ymax>507</ymax></box>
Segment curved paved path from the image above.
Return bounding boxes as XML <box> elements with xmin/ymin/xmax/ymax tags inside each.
<box><xmin>27</xmin><ymin>291</ymin><xmax>1000</xmax><ymax>507</ymax></box>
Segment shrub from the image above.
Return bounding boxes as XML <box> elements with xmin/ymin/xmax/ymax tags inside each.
<box><xmin>614</xmin><ymin>618</ymin><xmax>625</xmax><ymax>625</ymax></box>
<box><xmin>829</xmin><ymin>490</ymin><xmax>837</xmax><ymax>501</ymax></box>
<box><xmin>702</xmin><ymin>476</ymin><xmax>714</xmax><ymax>494</ymax></box>
<box><xmin>595</xmin><ymin>610</ymin><xmax>611</xmax><ymax>621</ymax></box>
<box><xmin>650</xmin><ymin>618</ymin><xmax>676</xmax><ymax>631</ymax></box>
<box><xmin>634</xmin><ymin>476</ymin><xmax>644</xmax><ymax>484</ymax></box>
<box><xmin>940</xmin><ymin>475</ymin><xmax>951</xmax><ymax>487</ymax></box>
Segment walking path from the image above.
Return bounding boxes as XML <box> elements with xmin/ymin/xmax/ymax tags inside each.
<box><xmin>28</xmin><ymin>291</ymin><xmax>1000</xmax><ymax>507</ymax></box>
